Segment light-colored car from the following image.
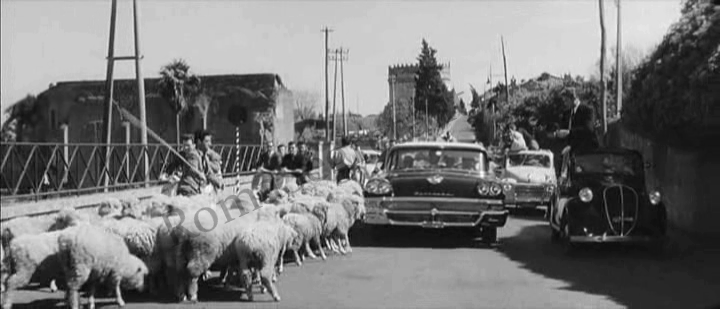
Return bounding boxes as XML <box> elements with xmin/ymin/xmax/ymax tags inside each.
<box><xmin>499</xmin><ymin>150</ymin><xmax>557</xmax><ymax>209</ymax></box>
<box><xmin>361</xmin><ymin>149</ymin><xmax>381</xmax><ymax>177</ymax></box>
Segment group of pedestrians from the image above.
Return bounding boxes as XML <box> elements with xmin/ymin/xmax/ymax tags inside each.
<box><xmin>162</xmin><ymin>130</ymin><xmax>224</xmax><ymax>197</ymax></box>
<box><xmin>254</xmin><ymin>140</ymin><xmax>314</xmax><ymax>185</ymax></box>
<box><xmin>331</xmin><ymin>136</ymin><xmax>368</xmax><ymax>183</ymax></box>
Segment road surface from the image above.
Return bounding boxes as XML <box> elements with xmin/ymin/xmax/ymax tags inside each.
<box><xmin>10</xmin><ymin>212</ymin><xmax>720</xmax><ymax>309</ymax></box>
<box><xmin>442</xmin><ymin>113</ymin><xmax>476</xmax><ymax>143</ymax></box>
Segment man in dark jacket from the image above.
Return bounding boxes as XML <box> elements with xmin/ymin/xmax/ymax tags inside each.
<box><xmin>554</xmin><ymin>94</ymin><xmax>600</xmax><ymax>153</ymax></box>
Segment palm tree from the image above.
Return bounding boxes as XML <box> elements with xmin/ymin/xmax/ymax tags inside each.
<box><xmin>193</xmin><ymin>92</ymin><xmax>212</xmax><ymax>130</ymax></box>
<box><xmin>157</xmin><ymin>59</ymin><xmax>201</xmax><ymax>145</ymax></box>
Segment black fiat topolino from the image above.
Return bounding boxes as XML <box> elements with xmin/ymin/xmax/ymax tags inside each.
<box><xmin>548</xmin><ymin>147</ymin><xmax>667</xmax><ymax>250</ymax></box>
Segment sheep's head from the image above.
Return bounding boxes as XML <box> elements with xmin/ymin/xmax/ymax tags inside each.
<box><xmin>121</xmin><ymin>255</ymin><xmax>149</xmax><ymax>292</ymax></box>
<box><xmin>50</xmin><ymin>207</ymin><xmax>87</xmax><ymax>230</ymax></box>
<box><xmin>266</xmin><ymin>189</ymin><xmax>289</xmax><ymax>205</ymax></box>
<box><xmin>341</xmin><ymin>195</ymin><xmax>366</xmax><ymax>221</ymax></box>
<box><xmin>97</xmin><ymin>198</ymin><xmax>123</xmax><ymax>217</ymax></box>
<box><xmin>283</xmin><ymin>180</ymin><xmax>300</xmax><ymax>193</ymax></box>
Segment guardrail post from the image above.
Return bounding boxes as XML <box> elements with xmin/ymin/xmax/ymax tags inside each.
<box><xmin>317</xmin><ymin>142</ymin><xmax>323</xmax><ymax>180</ymax></box>
<box><xmin>61</xmin><ymin>124</ymin><xmax>69</xmax><ymax>186</ymax></box>
<box><xmin>123</xmin><ymin>121</ymin><xmax>131</xmax><ymax>182</ymax></box>
<box><xmin>329</xmin><ymin>140</ymin><xmax>336</xmax><ymax>181</ymax></box>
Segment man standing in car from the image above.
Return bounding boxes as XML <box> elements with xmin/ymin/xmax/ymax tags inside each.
<box><xmin>553</xmin><ymin>92</ymin><xmax>600</xmax><ymax>153</ymax></box>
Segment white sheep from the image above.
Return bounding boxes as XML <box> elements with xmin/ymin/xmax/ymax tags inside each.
<box><xmin>281</xmin><ymin>211</ymin><xmax>327</xmax><ymax>268</ymax></box>
<box><xmin>1</xmin><ymin>230</ymin><xmax>66</xmax><ymax>309</ymax></box>
<box><xmin>58</xmin><ymin>224</ymin><xmax>148</xmax><ymax>309</ymax></box>
<box><xmin>171</xmin><ymin>197</ymin><xmax>267</xmax><ymax>303</ymax></box>
<box><xmin>233</xmin><ymin>217</ymin><xmax>300</xmax><ymax>302</ymax></box>
<box><xmin>0</xmin><ymin>207</ymin><xmax>88</xmax><ymax>296</ymax></box>
<box><xmin>337</xmin><ymin>179</ymin><xmax>364</xmax><ymax>197</ymax></box>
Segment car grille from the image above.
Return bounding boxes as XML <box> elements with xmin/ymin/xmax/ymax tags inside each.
<box><xmin>514</xmin><ymin>185</ymin><xmax>546</xmax><ymax>198</ymax></box>
<box><xmin>413</xmin><ymin>190</ymin><xmax>455</xmax><ymax>197</ymax></box>
<box><xmin>385</xmin><ymin>213</ymin><xmax>480</xmax><ymax>224</ymax></box>
<box><xmin>602</xmin><ymin>185</ymin><xmax>639</xmax><ymax>236</ymax></box>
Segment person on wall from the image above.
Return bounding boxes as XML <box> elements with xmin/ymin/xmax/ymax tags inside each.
<box><xmin>163</xmin><ymin>133</ymin><xmax>206</xmax><ymax>196</ymax></box>
<box><xmin>195</xmin><ymin>130</ymin><xmax>224</xmax><ymax>194</ymax></box>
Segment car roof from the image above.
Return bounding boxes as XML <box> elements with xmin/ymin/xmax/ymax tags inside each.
<box><xmin>507</xmin><ymin>150</ymin><xmax>553</xmax><ymax>156</ymax></box>
<box><xmin>572</xmin><ymin>147</ymin><xmax>642</xmax><ymax>157</ymax></box>
<box><xmin>391</xmin><ymin>141</ymin><xmax>487</xmax><ymax>152</ymax></box>
<box><xmin>362</xmin><ymin>149</ymin><xmax>381</xmax><ymax>155</ymax></box>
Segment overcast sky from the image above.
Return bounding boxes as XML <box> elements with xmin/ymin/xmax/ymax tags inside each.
<box><xmin>1</xmin><ymin>0</ymin><xmax>682</xmax><ymax>117</ymax></box>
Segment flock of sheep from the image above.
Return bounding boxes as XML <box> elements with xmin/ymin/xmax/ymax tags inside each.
<box><xmin>0</xmin><ymin>179</ymin><xmax>366</xmax><ymax>309</ymax></box>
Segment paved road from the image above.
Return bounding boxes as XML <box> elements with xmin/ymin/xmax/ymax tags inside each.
<box><xmin>443</xmin><ymin>113</ymin><xmax>476</xmax><ymax>143</ymax></box>
<box><xmin>11</xmin><ymin>211</ymin><xmax>720</xmax><ymax>309</ymax></box>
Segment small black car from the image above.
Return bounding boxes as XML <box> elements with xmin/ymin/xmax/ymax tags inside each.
<box><xmin>548</xmin><ymin>147</ymin><xmax>667</xmax><ymax>250</ymax></box>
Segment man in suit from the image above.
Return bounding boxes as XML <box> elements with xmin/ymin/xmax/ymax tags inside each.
<box><xmin>554</xmin><ymin>93</ymin><xmax>600</xmax><ymax>153</ymax></box>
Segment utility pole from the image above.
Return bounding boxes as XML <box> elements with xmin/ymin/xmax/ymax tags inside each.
<box><xmin>390</xmin><ymin>74</ymin><xmax>397</xmax><ymax>141</ymax></box>
<box><xmin>331</xmin><ymin>49</ymin><xmax>339</xmax><ymax>142</ymax></box>
<box><xmin>615</xmin><ymin>0</ymin><xmax>623</xmax><ymax>117</ymax></box>
<box><xmin>101</xmin><ymin>0</ymin><xmax>149</xmax><ymax>189</ymax></box>
<box><xmin>322</xmin><ymin>27</ymin><xmax>333</xmax><ymax>141</ymax></box>
<box><xmin>599</xmin><ymin>0</ymin><xmax>608</xmax><ymax>133</ymax></box>
<box><xmin>501</xmin><ymin>36</ymin><xmax>510</xmax><ymax>114</ymax></box>
<box><xmin>339</xmin><ymin>48</ymin><xmax>348</xmax><ymax>136</ymax></box>
<box><xmin>133</xmin><ymin>0</ymin><xmax>149</xmax><ymax>187</ymax></box>
<box><xmin>101</xmin><ymin>0</ymin><xmax>118</xmax><ymax>191</ymax></box>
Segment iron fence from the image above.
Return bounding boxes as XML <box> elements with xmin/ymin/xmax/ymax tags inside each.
<box><xmin>0</xmin><ymin>142</ymin><xmax>262</xmax><ymax>202</ymax></box>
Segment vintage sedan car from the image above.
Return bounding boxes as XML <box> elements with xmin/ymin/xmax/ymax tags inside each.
<box><xmin>499</xmin><ymin>150</ymin><xmax>557</xmax><ymax>210</ymax></box>
<box><xmin>548</xmin><ymin>147</ymin><xmax>667</xmax><ymax>250</ymax></box>
<box><xmin>362</xmin><ymin>142</ymin><xmax>509</xmax><ymax>244</ymax></box>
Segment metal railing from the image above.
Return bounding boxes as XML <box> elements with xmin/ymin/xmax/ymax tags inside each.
<box><xmin>1</xmin><ymin>142</ymin><xmax>262</xmax><ymax>202</ymax></box>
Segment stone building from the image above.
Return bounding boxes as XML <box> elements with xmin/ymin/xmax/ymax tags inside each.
<box><xmin>17</xmin><ymin>74</ymin><xmax>295</xmax><ymax>146</ymax></box>
<box><xmin>387</xmin><ymin>63</ymin><xmax>452</xmax><ymax>111</ymax></box>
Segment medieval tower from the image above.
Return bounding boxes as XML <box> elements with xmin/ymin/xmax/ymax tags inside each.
<box><xmin>387</xmin><ymin>62</ymin><xmax>452</xmax><ymax>111</ymax></box>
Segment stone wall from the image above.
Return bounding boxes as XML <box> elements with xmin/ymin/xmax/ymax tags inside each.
<box><xmin>607</xmin><ymin>122</ymin><xmax>720</xmax><ymax>238</ymax></box>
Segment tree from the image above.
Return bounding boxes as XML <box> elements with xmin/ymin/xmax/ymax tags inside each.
<box><xmin>376</xmin><ymin>99</ymin><xmax>439</xmax><ymax>141</ymax></box>
<box><xmin>458</xmin><ymin>99</ymin><xmax>468</xmax><ymax>115</ymax></box>
<box><xmin>414</xmin><ymin>39</ymin><xmax>455</xmax><ymax>128</ymax></box>
<box><xmin>293</xmin><ymin>90</ymin><xmax>320</xmax><ymax>121</ymax></box>
<box><xmin>622</xmin><ymin>0</ymin><xmax>720</xmax><ymax>148</ymax></box>
<box><xmin>254</xmin><ymin>111</ymin><xmax>274</xmax><ymax>146</ymax></box>
<box><xmin>192</xmin><ymin>93</ymin><xmax>212</xmax><ymax>130</ymax></box>
<box><xmin>1</xmin><ymin>94</ymin><xmax>39</xmax><ymax>142</ymax></box>
<box><xmin>157</xmin><ymin>59</ymin><xmax>201</xmax><ymax>145</ymax></box>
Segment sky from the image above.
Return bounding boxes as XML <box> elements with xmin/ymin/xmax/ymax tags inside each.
<box><xmin>1</xmin><ymin>0</ymin><xmax>683</xmax><ymax>119</ymax></box>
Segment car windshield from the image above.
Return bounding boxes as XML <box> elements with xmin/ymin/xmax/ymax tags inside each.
<box><xmin>387</xmin><ymin>148</ymin><xmax>485</xmax><ymax>172</ymax></box>
<box><xmin>507</xmin><ymin>153</ymin><xmax>551</xmax><ymax>168</ymax></box>
<box><xmin>573</xmin><ymin>153</ymin><xmax>642</xmax><ymax>176</ymax></box>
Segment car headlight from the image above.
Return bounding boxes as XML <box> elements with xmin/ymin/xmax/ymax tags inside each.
<box><xmin>365</xmin><ymin>179</ymin><xmax>392</xmax><ymax>195</ymax></box>
<box><xmin>649</xmin><ymin>191</ymin><xmax>661</xmax><ymax>205</ymax></box>
<box><xmin>477</xmin><ymin>183</ymin><xmax>490</xmax><ymax>195</ymax></box>
<box><xmin>502</xmin><ymin>183</ymin><xmax>513</xmax><ymax>193</ymax></box>
<box><xmin>490</xmin><ymin>183</ymin><xmax>502</xmax><ymax>196</ymax></box>
<box><xmin>546</xmin><ymin>185</ymin><xmax>555</xmax><ymax>193</ymax></box>
<box><xmin>579</xmin><ymin>187</ymin><xmax>593</xmax><ymax>203</ymax></box>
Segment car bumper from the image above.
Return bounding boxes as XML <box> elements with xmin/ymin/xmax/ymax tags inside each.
<box><xmin>362</xmin><ymin>196</ymin><xmax>509</xmax><ymax>228</ymax></box>
<box><xmin>569</xmin><ymin>235</ymin><xmax>656</xmax><ymax>243</ymax></box>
